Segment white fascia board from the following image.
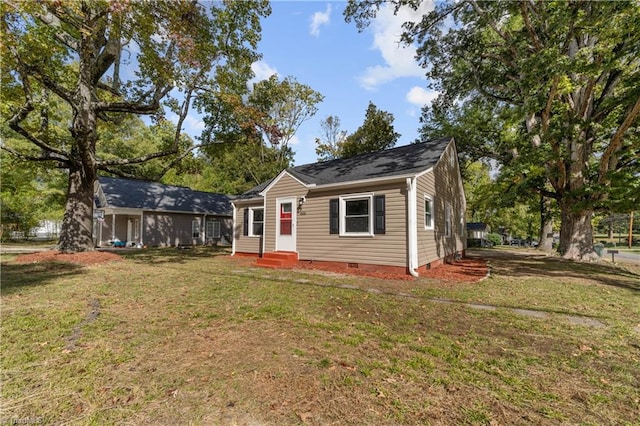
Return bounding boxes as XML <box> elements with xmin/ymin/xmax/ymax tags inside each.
<box><xmin>107</xmin><ymin>207</ymin><xmax>231</xmax><ymax>217</ymax></box>
<box><xmin>432</xmin><ymin>137</ymin><xmax>455</xmax><ymax>169</ymax></box>
<box><xmin>311</xmin><ymin>173</ymin><xmax>416</xmax><ymax>191</ymax></box>
<box><xmin>415</xmin><ymin>166</ymin><xmax>434</xmax><ymax>179</ymax></box>
<box><xmin>259</xmin><ymin>169</ymin><xmax>311</xmax><ymax>196</ymax></box>
<box><xmin>231</xmin><ymin>197</ymin><xmax>264</xmax><ymax>206</ymax></box>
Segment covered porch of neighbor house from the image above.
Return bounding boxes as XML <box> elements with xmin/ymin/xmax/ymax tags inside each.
<box><xmin>94</xmin><ymin>208</ymin><xmax>144</xmax><ymax>247</ymax></box>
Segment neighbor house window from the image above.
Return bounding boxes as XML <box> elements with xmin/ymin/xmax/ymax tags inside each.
<box><xmin>192</xmin><ymin>219</ymin><xmax>200</xmax><ymax>238</ymax></box>
<box><xmin>206</xmin><ymin>220</ymin><xmax>221</xmax><ymax>239</ymax></box>
<box><xmin>340</xmin><ymin>194</ymin><xmax>373</xmax><ymax>236</ymax></box>
<box><xmin>424</xmin><ymin>195</ymin><xmax>434</xmax><ymax>229</ymax></box>
<box><xmin>444</xmin><ymin>204</ymin><xmax>452</xmax><ymax>238</ymax></box>
<box><xmin>249</xmin><ymin>207</ymin><xmax>264</xmax><ymax>237</ymax></box>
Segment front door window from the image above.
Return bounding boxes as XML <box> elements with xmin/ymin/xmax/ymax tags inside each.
<box><xmin>280</xmin><ymin>202</ymin><xmax>292</xmax><ymax>235</ymax></box>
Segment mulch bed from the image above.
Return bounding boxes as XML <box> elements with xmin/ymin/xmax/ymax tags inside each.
<box><xmin>295</xmin><ymin>257</ymin><xmax>488</xmax><ymax>282</ymax></box>
<box><xmin>12</xmin><ymin>250</ymin><xmax>489</xmax><ymax>283</ymax></box>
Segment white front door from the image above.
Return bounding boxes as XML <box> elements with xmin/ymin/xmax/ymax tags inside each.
<box><xmin>276</xmin><ymin>198</ymin><xmax>296</xmax><ymax>252</ymax></box>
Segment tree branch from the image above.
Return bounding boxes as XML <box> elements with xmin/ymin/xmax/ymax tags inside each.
<box><xmin>1</xmin><ymin>144</ymin><xmax>69</xmax><ymax>166</ymax></box>
<box><xmin>598</xmin><ymin>95</ymin><xmax>640</xmax><ymax>184</ymax></box>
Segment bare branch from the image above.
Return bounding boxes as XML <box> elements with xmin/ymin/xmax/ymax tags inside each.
<box><xmin>519</xmin><ymin>1</ymin><xmax>542</xmax><ymax>51</ymax></box>
<box><xmin>31</xmin><ymin>5</ymin><xmax>80</xmax><ymax>51</ymax></box>
<box><xmin>95</xmin><ymin>85</ymin><xmax>173</xmax><ymax>114</ymax></box>
<box><xmin>1</xmin><ymin>144</ymin><xmax>69</xmax><ymax>166</ymax></box>
<box><xmin>599</xmin><ymin>95</ymin><xmax>640</xmax><ymax>184</ymax></box>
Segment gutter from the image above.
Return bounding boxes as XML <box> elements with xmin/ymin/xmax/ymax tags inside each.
<box><xmin>406</xmin><ymin>177</ymin><xmax>419</xmax><ymax>278</ymax></box>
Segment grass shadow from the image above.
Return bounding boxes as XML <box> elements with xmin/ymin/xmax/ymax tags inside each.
<box><xmin>1</xmin><ymin>261</ymin><xmax>85</xmax><ymax>295</ymax></box>
<box><xmin>471</xmin><ymin>249</ymin><xmax>640</xmax><ymax>292</ymax></box>
<box><xmin>112</xmin><ymin>246</ymin><xmax>232</xmax><ymax>265</ymax></box>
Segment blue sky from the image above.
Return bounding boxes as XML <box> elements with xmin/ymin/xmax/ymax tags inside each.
<box><xmin>184</xmin><ymin>1</ymin><xmax>438</xmax><ymax>166</ymax></box>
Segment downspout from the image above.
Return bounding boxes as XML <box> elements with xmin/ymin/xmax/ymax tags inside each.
<box><xmin>231</xmin><ymin>203</ymin><xmax>236</xmax><ymax>255</ymax></box>
<box><xmin>406</xmin><ymin>177</ymin><xmax>419</xmax><ymax>278</ymax></box>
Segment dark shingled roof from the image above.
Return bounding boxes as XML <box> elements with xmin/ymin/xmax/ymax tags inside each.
<box><xmin>467</xmin><ymin>222</ymin><xmax>489</xmax><ymax>231</ymax></box>
<box><xmin>97</xmin><ymin>176</ymin><xmax>232</xmax><ymax>216</ymax></box>
<box><xmin>236</xmin><ymin>137</ymin><xmax>453</xmax><ymax>200</ymax></box>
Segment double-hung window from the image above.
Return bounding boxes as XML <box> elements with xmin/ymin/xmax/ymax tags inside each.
<box><xmin>336</xmin><ymin>194</ymin><xmax>373</xmax><ymax>236</ymax></box>
<box><xmin>249</xmin><ymin>208</ymin><xmax>264</xmax><ymax>237</ymax></box>
<box><xmin>192</xmin><ymin>219</ymin><xmax>200</xmax><ymax>238</ymax></box>
<box><xmin>424</xmin><ymin>195</ymin><xmax>434</xmax><ymax>230</ymax></box>
<box><xmin>330</xmin><ymin>194</ymin><xmax>385</xmax><ymax>236</ymax></box>
<box><xmin>206</xmin><ymin>220</ymin><xmax>221</xmax><ymax>239</ymax></box>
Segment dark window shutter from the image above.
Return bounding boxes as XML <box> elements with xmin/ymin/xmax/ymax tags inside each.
<box><xmin>374</xmin><ymin>195</ymin><xmax>385</xmax><ymax>234</ymax></box>
<box><xmin>329</xmin><ymin>198</ymin><xmax>339</xmax><ymax>234</ymax></box>
<box><xmin>243</xmin><ymin>208</ymin><xmax>249</xmax><ymax>236</ymax></box>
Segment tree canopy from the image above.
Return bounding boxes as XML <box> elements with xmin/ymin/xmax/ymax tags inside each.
<box><xmin>1</xmin><ymin>0</ymin><xmax>271</xmax><ymax>252</ymax></box>
<box><xmin>346</xmin><ymin>0</ymin><xmax>640</xmax><ymax>260</ymax></box>
<box><xmin>333</xmin><ymin>101</ymin><xmax>401</xmax><ymax>159</ymax></box>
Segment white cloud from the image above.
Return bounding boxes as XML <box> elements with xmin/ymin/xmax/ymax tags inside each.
<box><xmin>358</xmin><ymin>1</ymin><xmax>434</xmax><ymax>90</ymax></box>
<box><xmin>288</xmin><ymin>134</ymin><xmax>301</xmax><ymax>146</ymax></box>
<box><xmin>185</xmin><ymin>114</ymin><xmax>205</xmax><ymax>132</ymax></box>
<box><xmin>310</xmin><ymin>4</ymin><xmax>332</xmax><ymax>37</ymax></box>
<box><xmin>406</xmin><ymin>86</ymin><xmax>439</xmax><ymax>107</ymax></box>
<box><xmin>249</xmin><ymin>60</ymin><xmax>278</xmax><ymax>89</ymax></box>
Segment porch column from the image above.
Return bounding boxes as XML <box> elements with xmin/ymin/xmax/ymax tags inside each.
<box><xmin>140</xmin><ymin>211</ymin><xmax>144</xmax><ymax>246</ymax></box>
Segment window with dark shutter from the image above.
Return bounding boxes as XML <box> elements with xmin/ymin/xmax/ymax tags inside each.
<box><xmin>373</xmin><ymin>195</ymin><xmax>386</xmax><ymax>234</ymax></box>
<box><xmin>329</xmin><ymin>198</ymin><xmax>339</xmax><ymax>234</ymax></box>
<box><xmin>374</xmin><ymin>195</ymin><xmax>385</xmax><ymax>234</ymax></box>
<box><xmin>243</xmin><ymin>208</ymin><xmax>249</xmax><ymax>236</ymax></box>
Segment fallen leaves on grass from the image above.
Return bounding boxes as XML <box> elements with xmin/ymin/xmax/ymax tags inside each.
<box><xmin>13</xmin><ymin>250</ymin><xmax>123</xmax><ymax>266</ymax></box>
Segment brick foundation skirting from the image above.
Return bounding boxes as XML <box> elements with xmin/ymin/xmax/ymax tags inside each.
<box><xmin>235</xmin><ymin>251</ymin><xmax>466</xmax><ymax>276</ymax></box>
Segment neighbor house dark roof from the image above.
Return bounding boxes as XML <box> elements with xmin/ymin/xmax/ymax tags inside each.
<box><xmin>236</xmin><ymin>137</ymin><xmax>453</xmax><ymax>200</ymax></box>
<box><xmin>467</xmin><ymin>222</ymin><xmax>489</xmax><ymax>231</ymax></box>
<box><xmin>96</xmin><ymin>176</ymin><xmax>232</xmax><ymax>216</ymax></box>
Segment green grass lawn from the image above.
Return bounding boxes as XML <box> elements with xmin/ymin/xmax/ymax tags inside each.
<box><xmin>2</xmin><ymin>247</ymin><xmax>639</xmax><ymax>425</ymax></box>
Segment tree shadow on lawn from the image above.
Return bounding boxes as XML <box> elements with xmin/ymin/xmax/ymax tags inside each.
<box><xmin>113</xmin><ymin>245</ymin><xmax>232</xmax><ymax>265</ymax></box>
<box><xmin>470</xmin><ymin>249</ymin><xmax>640</xmax><ymax>292</ymax></box>
<box><xmin>1</xmin><ymin>261</ymin><xmax>85</xmax><ymax>296</ymax></box>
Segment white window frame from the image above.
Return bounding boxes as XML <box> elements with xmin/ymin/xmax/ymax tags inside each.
<box><xmin>192</xmin><ymin>218</ymin><xmax>200</xmax><ymax>239</ymax></box>
<box><xmin>444</xmin><ymin>203</ymin><xmax>452</xmax><ymax>238</ymax></box>
<box><xmin>249</xmin><ymin>207</ymin><xmax>264</xmax><ymax>237</ymax></box>
<box><xmin>424</xmin><ymin>195</ymin><xmax>434</xmax><ymax>230</ymax></box>
<box><xmin>340</xmin><ymin>193</ymin><xmax>374</xmax><ymax>237</ymax></box>
<box><xmin>206</xmin><ymin>220</ymin><xmax>221</xmax><ymax>239</ymax></box>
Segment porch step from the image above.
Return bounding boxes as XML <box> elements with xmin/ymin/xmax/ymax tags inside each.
<box><xmin>256</xmin><ymin>251</ymin><xmax>299</xmax><ymax>268</ymax></box>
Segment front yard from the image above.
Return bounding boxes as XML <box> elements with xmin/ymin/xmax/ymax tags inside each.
<box><xmin>1</xmin><ymin>248</ymin><xmax>639</xmax><ymax>425</ymax></box>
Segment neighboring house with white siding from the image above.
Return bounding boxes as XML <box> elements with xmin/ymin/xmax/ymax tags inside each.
<box><xmin>231</xmin><ymin>137</ymin><xmax>466</xmax><ymax>276</ymax></box>
<box><xmin>93</xmin><ymin>177</ymin><xmax>232</xmax><ymax>248</ymax></box>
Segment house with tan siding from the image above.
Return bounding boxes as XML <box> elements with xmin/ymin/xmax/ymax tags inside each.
<box><xmin>231</xmin><ymin>137</ymin><xmax>466</xmax><ymax>276</ymax></box>
<box><xmin>94</xmin><ymin>177</ymin><xmax>233</xmax><ymax>248</ymax></box>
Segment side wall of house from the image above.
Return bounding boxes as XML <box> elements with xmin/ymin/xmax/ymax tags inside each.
<box><xmin>234</xmin><ymin>201</ymin><xmax>265</xmax><ymax>254</ymax></box>
<box><xmin>416</xmin><ymin>141</ymin><xmax>466</xmax><ymax>266</ymax></box>
<box><xmin>295</xmin><ymin>182</ymin><xmax>408</xmax><ymax>268</ymax></box>
<box><xmin>144</xmin><ymin>213</ymin><xmax>231</xmax><ymax>247</ymax></box>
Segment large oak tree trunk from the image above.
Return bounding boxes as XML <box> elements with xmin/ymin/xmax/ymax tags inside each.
<box><xmin>537</xmin><ymin>196</ymin><xmax>554</xmax><ymax>252</ymax></box>
<box><xmin>558</xmin><ymin>200</ymin><xmax>598</xmax><ymax>261</ymax></box>
<box><xmin>58</xmin><ymin>167</ymin><xmax>95</xmax><ymax>253</ymax></box>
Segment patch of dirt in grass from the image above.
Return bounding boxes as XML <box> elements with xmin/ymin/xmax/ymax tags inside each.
<box><xmin>13</xmin><ymin>250</ymin><xmax>123</xmax><ymax>265</ymax></box>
